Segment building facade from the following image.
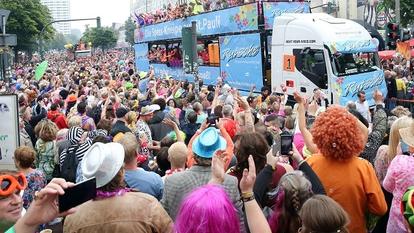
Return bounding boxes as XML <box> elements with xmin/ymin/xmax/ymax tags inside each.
<box><xmin>40</xmin><ymin>0</ymin><xmax>71</xmax><ymax>35</ymax></box>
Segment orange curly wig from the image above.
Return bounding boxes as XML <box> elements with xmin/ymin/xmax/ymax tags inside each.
<box><xmin>311</xmin><ymin>106</ymin><xmax>365</xmax><ymax>160</ymax></box>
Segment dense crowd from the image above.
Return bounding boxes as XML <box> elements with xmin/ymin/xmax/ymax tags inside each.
<box><xmin>133</xmin><ymin>0</ymin><xmax>247</xmax><ymax>26</ymax></box>
<box><xmin>1</xmin><ymin>50</ymin><xmax>414</xmax><ymax>233</ymax></box>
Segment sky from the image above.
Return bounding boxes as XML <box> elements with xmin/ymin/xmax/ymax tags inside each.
<box><xmin>70</xmin><ymin>0</ymin><xmax>131</xmax><ymax>32</ymax></box>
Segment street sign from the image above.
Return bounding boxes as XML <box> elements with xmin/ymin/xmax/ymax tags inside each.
<box><xmin>0</xmin><ymin>34</ymin><xmax>17</xmax><ymax>46</ymax></box>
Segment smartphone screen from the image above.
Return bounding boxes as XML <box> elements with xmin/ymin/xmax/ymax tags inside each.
<box><xmin>58</xmin><ymin>177</ymin><xmax>96</xmax><ymax>213</ymax></box>
<box><xmin>208</xmin><ymin>116</ymin><xmax>218</xmax><ymax>126</ymax></box>
<box><xmin>280</xmin><ymin>134</ymin><xmax>293</xmax><ymax>155</ymax></box>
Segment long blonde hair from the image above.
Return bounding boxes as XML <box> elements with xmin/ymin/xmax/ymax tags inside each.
<box><xmin>387</xmin><ymin>116</ymin><xmax>413</xmax><ymax>161</ymax></box>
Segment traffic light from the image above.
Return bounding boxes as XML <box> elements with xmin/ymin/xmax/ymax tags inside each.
<box><xmin>386</xmin><ymin>23</ymin><xmax>399</xmax><ymax>50</ymax></box>
<box><xmin>96</xmin><ymin>17</ymin><xmax>101</xmax><ymax>28</ymax></box>
<box><xmin>401</xmin><ymin>29</ymin><xmax>411</xmax><ymax>41</ymax></box>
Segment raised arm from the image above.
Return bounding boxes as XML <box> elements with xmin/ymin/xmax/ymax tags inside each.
<box><xmin>294</xmin><ymin>92</ymin><xmax>318</xmax><ymax>154</ymax></box>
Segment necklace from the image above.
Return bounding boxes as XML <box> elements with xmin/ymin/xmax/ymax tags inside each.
<box><xmin>95</xmin><ymin>188</ymin><xmax>132</xmax><ymax>200</ymax></box>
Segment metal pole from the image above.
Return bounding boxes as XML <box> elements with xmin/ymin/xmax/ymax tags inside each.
<box><xmin>346</xmin><ymin>0</ymin><xmax>350</xmax><ymax>19</ymax></box>
<box><xmin>1</xmin><ymin>15</ymin><xmax>6</xmax><ymax>84</ymax></box>
<box><xmin>395</xmin><ymin>0</ymin><xmax>401</xmax><ymax>24</ymax></box>
<box><xmin>1</xmin><ymin>15</ymin><xmax>5</xmax><ymax>35</ymax></box>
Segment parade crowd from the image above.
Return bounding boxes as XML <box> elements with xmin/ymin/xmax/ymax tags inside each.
<box><xmin>1</xmin><ymin>50</ymin><xmax>414</xmax><ymax>233</ymax></box>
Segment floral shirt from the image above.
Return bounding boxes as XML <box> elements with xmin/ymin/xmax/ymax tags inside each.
<box><xmin>374</xmin><ymin>145</ymin><xmax>390</xmax><ymax>184</ymax></box>
<box><xmin>383</xmin><ymin>155</ymin><xmax>414</xmax><ymax>233</ymax></box>
<box><xmin>23</xmin><ymin>170</ymin><xmax>47</xmax><ymax>209</ymax></box>
<box><xmin>136</xmin><ymin>120</ymin><xmax>152</xmax><ymax>158</ymax></box>
<box><xmin>35</xmin><ymin>139</ymin><xmax>57</xmax><ymax>181</ymax></box>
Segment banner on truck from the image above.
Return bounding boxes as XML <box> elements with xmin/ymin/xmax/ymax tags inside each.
<box><xmin>219</xmin><ymin>33</ymin><xmax>263</xmax><ymax>91</ymax></box>
<box><xmin>0</xmin><ymin>94</ymin><xmax>19</xmax><ymax>170</ymax></box>
<box><xmin>332</xmin><ymin>70</ymin><xmax>387</xmax><ymax>106</ymax></box>
<box><xmin>151</xmin><ymin>63</ymin><xmax>219</xmax><ymax>85</ymax></box>
<box><xmin>135</xmin><ymin>3</ymin><xmax>258</xmax><ymax>42</ymax></box>
<box><xmin>134</xmin><ymin>43</ymin><xmax>150</xmax><ymax>71</ymax></box>
<box><xmin>263</xmin><ymin>2</ymin><xmax>310</xmax><ymax>30</ymax></box>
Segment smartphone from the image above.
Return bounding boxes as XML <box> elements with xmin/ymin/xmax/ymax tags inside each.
<box><xmin>272</xmin><ymin>143</ymin><xmax>281</xmax><ymax>157</ymax></box>
<box><xmin>280</xmin><ymin>134</ymin><xmax>293</xmax><ymax>155</ymax></box>
<box><xmin>58</xmin><ymin>177</ymin><xmax>96</xmax><ymax>213</ymax></box>
<box><xmin>208</xmin><ymin>116</ymin><xmax>218</xmax><ymax>126</ymax></box>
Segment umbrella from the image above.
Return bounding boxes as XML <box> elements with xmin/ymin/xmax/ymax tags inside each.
<box><xmin>35</xmin><ymin>61</ymin><xmax>48</xmax><ymax>81</ymax></box>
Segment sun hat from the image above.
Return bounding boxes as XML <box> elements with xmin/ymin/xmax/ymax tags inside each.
<box><xmin>399</xmin><ymin>121</ymin><xmax>414</xmax><ymax>148</ymax></box>
<box><xmin>402</xmin><ymin>186</ymin><xmax>414</xmax><ymax>227</ymax></box>
<box><xmin>140</xmin><ymin>104</ymin><xmax>160</xmax><ymax>116</ymax></box>
<box><xmin>192</xmin><ymin>127</ymin><xmax>226</xmax><ymax>158</ymax></box>
<box><xmin>81</xmin><ymin>142</ymin><xmax>125</xmax><ymax>188</ymax></box>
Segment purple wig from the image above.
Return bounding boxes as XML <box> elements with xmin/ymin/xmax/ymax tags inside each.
<box><xmin>175</xmin><ymin>184</ymin><xmax>241</xmax><ymax>233</ymax></box>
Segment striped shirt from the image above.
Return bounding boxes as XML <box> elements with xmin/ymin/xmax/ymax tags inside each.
<box><xmin>59</xmin><ymin>139</ymin><xmax>92</xmax><ymax>166</ymax></box>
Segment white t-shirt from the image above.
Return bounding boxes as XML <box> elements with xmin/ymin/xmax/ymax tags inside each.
<box><xmin>355</xmin><ymin>100</ymin><xmax>371</xmax><ymax>123</ymax></box>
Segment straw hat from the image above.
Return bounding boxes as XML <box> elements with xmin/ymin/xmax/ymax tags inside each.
<box><xmin>81</xmin><ymin>142</ymin><xmax>125</xmax><ymax>188</ymax></box>
<box><xmin>400</xmin><ymin>121</ymin><xmax>414</xmax><ymax>148</ymax></box>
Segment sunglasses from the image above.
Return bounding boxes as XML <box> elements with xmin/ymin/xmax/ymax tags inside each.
<box><xmin>0</xmin><ymin>173</ymin><xmax>27</xmax><ymax>196</ymax></box>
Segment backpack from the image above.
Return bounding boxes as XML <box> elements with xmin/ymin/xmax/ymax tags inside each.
<box><xmin>89</xmin><ymin>104</ymin><xmax>102</xmax><ymax>125</ymax></box>
<box><xmin>59</xmin><ymin>146</ymin><xmax>80</xmax><ymax>183</ymax></box>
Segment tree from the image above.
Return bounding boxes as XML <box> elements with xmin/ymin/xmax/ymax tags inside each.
<box><xmin>82</xmin><ymin>27</ymin><xmax>117</xmax><ymax>50</ymax></box>
<box><xmin>0</xmin><ymin>0</ymin><xmax>55</xmax><ymax>55</ymax></box>
<box><xmin>44</xmin><ymin>33</ymin><xmax>68</xmax><ymax>51</ymax></box>
<box><xmin>124</xmin><ymin>17</ymin><xmax>136</xmax><ymax>46</ymax></box>
<box><xmin>382</xmin><ymin>0</ymin><xmax>414</xmax><ymax>27</ymax></box>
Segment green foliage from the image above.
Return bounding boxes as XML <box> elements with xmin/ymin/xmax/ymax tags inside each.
<box><xmin>82</xmin><ymin>27</ymin><xmax>117</xmax><ymax>50</ymax></box>
<box><xmin>0</xmin><ymin>0</ymin><xmax>55</xmax><ymax>53</ymax></box>
<box><xmin>383</xmin><ymin>0</ymin><xmax>414</xmax><ymax>26</ymax></box>
<box><xmin>124</xmin><ymin>17</ymin><xmax>135</xmax><ymax>46</ymax></box>
<box><xmin>44</xmin><ymin>33</ymin><xmax>67</xmax><ymax>51</ymax></box>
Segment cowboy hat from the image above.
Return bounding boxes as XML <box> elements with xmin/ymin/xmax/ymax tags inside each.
<box><xmin>400</xmin><ymin>121</ymin><xmax>414</xmax><ymax>148</ymax></box>
<box><xmin>192</xmin><ymin>127</ymin><xmax>226</xmax><ymax>158</ymax></box>
<box><xmin>81</xmin><ymin>142</ymin><xmax>125</xmax><ymax>188</ymax></box>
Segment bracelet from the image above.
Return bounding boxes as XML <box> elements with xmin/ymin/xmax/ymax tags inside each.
<box><xmin>242</xmin><ymin>195</ymin><xmax>255</xmax><ymax>203</ymax></box>
<box><xmin>241</xmin><ymin>191</ymin><xmax>254</xmax><ymax>198</ymax></box>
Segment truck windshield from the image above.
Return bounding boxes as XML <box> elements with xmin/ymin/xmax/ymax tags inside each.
<box><xmin>331</xmin><ymin>52</ymin><xmax>379</xmax><ymax>77</ymax></box>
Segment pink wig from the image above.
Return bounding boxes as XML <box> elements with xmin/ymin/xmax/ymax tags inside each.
<box><xmin>175</xmin><ymin>185</ymin><xmax>241</xmax><ymax>233</ymax></box>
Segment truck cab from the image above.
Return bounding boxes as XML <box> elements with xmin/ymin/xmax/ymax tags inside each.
<box><xmin>271</xmin><ymin>13</ymin><xmax>387</xmax><ymax>105</ymax></box>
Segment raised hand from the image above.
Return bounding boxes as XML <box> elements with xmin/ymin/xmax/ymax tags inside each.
<box><xmin>210</xmin><ymin>150</ymin><xmax>228</xmax><ymax>184</ymax></box>
<box><xmin>239</xmin><ymin>155</ymin><xmax>256</xmax><ymax>193</ymax></box>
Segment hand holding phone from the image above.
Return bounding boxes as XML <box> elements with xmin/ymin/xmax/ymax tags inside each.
<box><xmin>280</xmin><ymin>134</ymin><xmax>293</xmax><ymax>156</ymax></box>
<box><xmin>58</xmin><ymin>177</ymin><xmax>96</xmax><ymax>213</ymax></box>
<box><xmin>266</xmin><ymin>147</ymin><xmax>279</xmax><ymax>169</ymax></box>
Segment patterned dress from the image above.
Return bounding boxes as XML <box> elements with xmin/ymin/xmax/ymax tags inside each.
<box><xmin>22</xmin><ymin>170</ymin><xmax>47</xmax><ymax>209</ymax></box>
<box><xmin>35</xmin><ymin>139</ymin><xmax>57</xmax><ymax>181</ymax></box>
<box><xmin>136</xmin><ymin>120</ymin><xmax>153</xmax><ymax>158</ymax></box>
<box><xmin>383</xmin><ymin>154</ymin><xmax>414</xmax><ymax>233</ymax></box>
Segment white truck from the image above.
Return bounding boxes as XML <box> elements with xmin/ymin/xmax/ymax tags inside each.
<box><xmin>271</xmin><ymin>13</ymin><xmax>387</xmax><ymax>105</ymax></box>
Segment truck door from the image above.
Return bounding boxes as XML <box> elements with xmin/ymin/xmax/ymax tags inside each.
<box><xmin>292</xmin><ymin>48</ymin><xmax>328</xmax><ymax>92</ymax></box>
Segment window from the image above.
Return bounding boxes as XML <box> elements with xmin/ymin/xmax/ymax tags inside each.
<box><xmin>331</xmin><ymin>52</ymin><xmax>379</xmax><ymax>77</ymax></box>
<box><xmin>293</xmin><ymin>48</ymin><xmax>328</xmax><ymax>89</ymax></box>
